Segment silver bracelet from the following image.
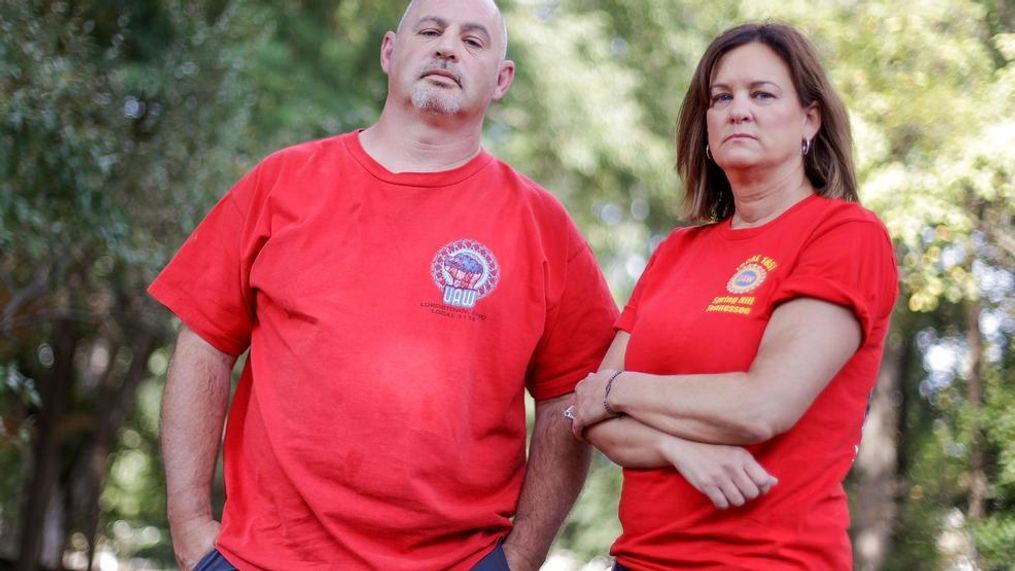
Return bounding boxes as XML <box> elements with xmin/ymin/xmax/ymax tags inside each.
<box><xmin>603</xmin><ymin>370</ymin><xmax>623</xmax><ymax>417</ymax></box>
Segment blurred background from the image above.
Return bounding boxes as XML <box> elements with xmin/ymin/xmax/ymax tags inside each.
<box><xmin>1</xmin><ymin>0</ymin><xmax>1013</xmax><ymax>569</ymax></box>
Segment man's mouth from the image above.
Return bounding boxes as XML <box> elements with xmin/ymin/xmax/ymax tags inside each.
<box><xmin>420</xmin><ymin>66</ymin><xmax>462</xmax><ymax>87</ymax></box>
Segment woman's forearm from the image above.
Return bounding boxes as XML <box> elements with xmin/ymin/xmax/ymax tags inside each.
<box><xmin>575</xmin><ymin>298</ymin><xmax>863</xmax><ymax>445</ymax></box>
<box><xmin>585</xmin><ymin>414</ymin><xmax>780</xmax><ymax>509</ymax></box>
<box><xmin>584</xmin><ymin>415</ymin><xmax>671</xmax><ymax>469</ymax></box>
<box><xmin>610</xmin><ymin>370</ymin><xmax>770</xmax><ymax>444</ymax></box>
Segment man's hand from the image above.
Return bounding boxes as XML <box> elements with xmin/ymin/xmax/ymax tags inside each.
<box><xmin>501</xmin><ymin>394</ymin><xmax>591</xmax><ymax>571</ymax></box>
<box><xmin>659</xmin><ymin>437</ymin><xmax>777</xmax><ymax>509</ymax></box>
<box><xmin>502</xmin><ymin>541</ymin><xmax>539</xmax><ymax>571</ymax></box>
<box><xmin>170</xmin><ymin>516</ymin><xmax>221</xmax><ymax>571</ymax></box>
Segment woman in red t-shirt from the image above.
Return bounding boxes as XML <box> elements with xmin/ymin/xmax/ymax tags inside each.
<box><xmin>567</xmin><ymin>22</ymin><xmax>897</xmax><ymax>570</ymax></box>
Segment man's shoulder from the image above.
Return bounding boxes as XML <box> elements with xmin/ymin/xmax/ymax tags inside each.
<box><xmin>257</xmin><ymin>132</ymin><xmax>353</xmax><ymax>172</ymax></box>
<box><xmin>223</xmin><ymin>133</ymin><xmax>354</xmax><ymax>206</ymax></box>
<box><xmin>485</xmin><ymin>155</ymin><xmax>570</xmax><ymax>215</ymax></box>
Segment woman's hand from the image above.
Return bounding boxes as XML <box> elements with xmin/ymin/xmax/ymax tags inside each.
<box><xmin>659</xmin><ymin>437</ymin><xmax>778</xmax><ymax>509</ymax></box>
<box><xmin>570</xmin><ymin>369</ymin><xmax>622</xmax><ymax>439</ymax></box>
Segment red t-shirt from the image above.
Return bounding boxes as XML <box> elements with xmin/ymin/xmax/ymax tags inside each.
<box><xmin>149</xmin><ymin>132</ymin><xmax>618</xmax><ymax>570</ymax></box>
<box><xmin>612</xmin><ymin>195</ymin><xmax>898</xmax><ymax>570</ymax></box>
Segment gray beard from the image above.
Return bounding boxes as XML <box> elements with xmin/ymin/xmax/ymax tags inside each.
<box><xmin>411</xmin><ymin>83</ymin><xmax>463</xmax><ymax>115</ymax></box>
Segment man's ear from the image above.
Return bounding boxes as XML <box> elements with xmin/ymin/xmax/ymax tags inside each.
<box><xmin>491</xmin><ymin>60</ymin><xmax>516</xmax><ymax>101</ymax></box>
<box><xmin>380</xmin><ymin>31</ymin><xmax>396</xmax><ymax>75</ymax></box>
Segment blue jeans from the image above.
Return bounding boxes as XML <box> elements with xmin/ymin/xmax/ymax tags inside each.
<box><xmin>193</xmin><ymin>549</ymin><xmax>236</xmax><ymax>571</ymax></box>
<box><xmin>192</xmin><ymin>544</ymin><xmax>509</xmax><ymax>570</ymax></box>
<box><xmin>472</xmin><ymin>543</ymin><xmax>510</xmax><ymax>570</ymax></box>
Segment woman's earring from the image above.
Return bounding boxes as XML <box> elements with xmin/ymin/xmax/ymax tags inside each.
<box><xmin>706</xmin><ymin>145</ymin><xmax>713</xmax><ymax>161</ymax></box>
<box><xmin>802</xmin><ymin>138</ymin><xmax>812</xmax><ymax>156</ymax></box>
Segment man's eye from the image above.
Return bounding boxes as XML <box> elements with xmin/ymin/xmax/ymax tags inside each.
<box><xmin>464</xmin><ymin>38</ymin><xmax>483</xmax><ymax>48</ymax></box>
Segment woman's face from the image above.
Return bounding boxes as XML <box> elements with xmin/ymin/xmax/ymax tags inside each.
<box><xmin>705</xmin><ymin>42</ymin><xmax>820</xmax><ymax>175</ymax></box>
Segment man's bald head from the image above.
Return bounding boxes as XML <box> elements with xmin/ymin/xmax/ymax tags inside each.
<box><xmin>396</xmin><ymin>0</ymin><xmax>509</xmax><ymax>60</ymax></box>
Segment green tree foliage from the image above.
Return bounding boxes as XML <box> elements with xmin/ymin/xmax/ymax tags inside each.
<box><xmin>242</xmin><ymin>0</ymin><xmax>405</xmax><ymax>150</ymax></box>
<box><xmin>0</xmin><ymin>0</ymin><xmax>265</xmax><ymax>565</ymax></box>
<box><xmin>2</xmin><ymin>0</ymin><xmax>1012</xmax><ymax>568</ymax></box>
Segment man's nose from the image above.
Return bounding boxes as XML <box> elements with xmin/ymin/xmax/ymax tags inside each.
<box><xmin>434</xmin><ymin>34</ymin><xmax>459</xmax><ymax>60</ymax></box>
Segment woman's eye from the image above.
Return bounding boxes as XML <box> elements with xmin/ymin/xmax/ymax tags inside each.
<box><xmin>711</xmin><ymin>93</ymin><xmax>732</xmax><ymax>105</ymax></box>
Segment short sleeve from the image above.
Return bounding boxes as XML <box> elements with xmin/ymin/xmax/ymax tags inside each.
<box><xmin>615</xmin><ymin>235</ymin><xmax>670</xmax><ymax>333</ymax></box>
<box><xmin>770</xmin><ymin>219</ymin><xmax>898</xmax><ymax>341</ymax></box>
<box><xmin>148</xmin><ymin>167</ymin><xmax>266</xmax><ymax>357</ymax></box>
<box><xmin>526</xmin><ymin>226</ymin><xmax>619</xmax><ymax>401</ymax></box>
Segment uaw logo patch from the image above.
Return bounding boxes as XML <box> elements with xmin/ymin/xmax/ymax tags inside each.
<box><xmin>707</xmin><ymin>255</ymin><xmax>778</xmax><ymax>316</ymax></box>
<box><xmin>431</xmin><ymin>239</ymin><xmax>499</xmax><ymax>308</ymax></box>
<box><xmin>727</xmin><ymin>262</ymin><xmax>768</xmax><ymax>294</ymax></box>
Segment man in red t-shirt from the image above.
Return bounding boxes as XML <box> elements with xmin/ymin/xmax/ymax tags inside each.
<box><xmin>151</xmin><ymin>1</ymin><xmax>617</xmax><ymax>569</ymax></box>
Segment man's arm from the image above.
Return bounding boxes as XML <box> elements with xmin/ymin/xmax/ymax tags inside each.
<box><xmin>160</xmin><ymin>325</ymin><xmax>236</xmax><ymax>570</ymax></box>
<box><xmin>501</xmin><ymin>394</ymin><xmax>590</xmax><ymax>571</ymax></box>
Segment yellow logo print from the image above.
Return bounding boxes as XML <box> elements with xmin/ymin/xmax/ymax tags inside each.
<box><xmin>706</xmin><ymin>255</ymin><xmax>778</xmax><ymax>316</ymax></box>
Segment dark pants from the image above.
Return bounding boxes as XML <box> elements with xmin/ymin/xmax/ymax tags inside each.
<box><xmin>192</xmin><ymin>544</ymin><xmax>510</xmax><ymax>570</ymax></box>
<box><xmin>472</xmin><ymin>543</ymin><xmax>510</xmax><ymax>570</ymax></box>
<box><xmin>194</xmin><ymin>549</ymin><xmax>236</xmax><ymax>571</ymax></box>
<box><xmin>613</xmin><ymin>563</ymin><xmax>632</xmax><ymax>571</ymax></box>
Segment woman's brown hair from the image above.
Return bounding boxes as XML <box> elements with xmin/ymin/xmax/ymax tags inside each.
<box><xmin>675</xmin><ymin>22</ymin><xmax>857</xmax><ymax>222</ymax></box>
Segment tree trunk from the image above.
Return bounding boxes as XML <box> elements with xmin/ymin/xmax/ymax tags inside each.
<box><xmin>75</xmin><ymin>334</ymin><xmax>155</xmax><ymax>571</ymax></box>
<box><xmin>16</xmin><ymin>323</ymin><xmax>77</xmax><ymax>571</ymax></box>
<box><xmin>966</xmin><ymin>297</ymin><xmax>986</xmax><ymax>520</ymax></box>
<box><xmin>39</xmin><ymin>484</ymin><xmax>63</xmax><ymax>570</ymax></box>
<box><xmin>854</xmin><ymin>321</ymin><xmax>910</xmax><ymax>571</ymax></box>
